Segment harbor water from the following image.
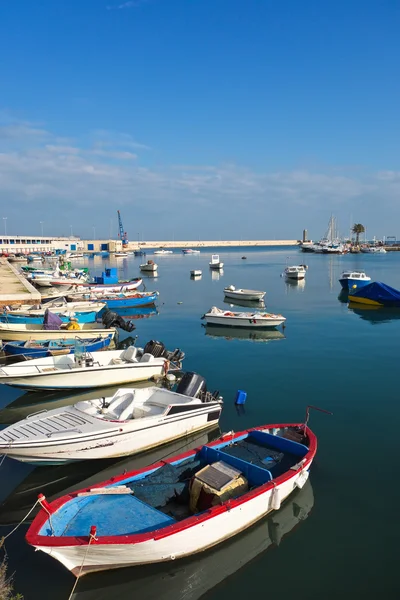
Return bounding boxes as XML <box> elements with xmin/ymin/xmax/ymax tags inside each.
<box><xmin>0</xmin><ymin>246</ymin><xmax>399</xmax><ymax>599</ymax></box>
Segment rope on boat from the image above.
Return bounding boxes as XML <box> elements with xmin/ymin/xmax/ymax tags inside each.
<box><xmin>67</xmin><ymin>527</ymin><xmax>98</xmax><ymax>600</ymax></box>
<box><xmin>2</xmin><ymin>499</ymin><xmax>40</xmax><ymax>542</ymax></box>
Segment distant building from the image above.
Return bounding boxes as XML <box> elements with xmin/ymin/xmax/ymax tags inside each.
<box><xmin>0</xmin><ymin>235</ymin><xmax>123</xmax><ymax>254</ymax></box>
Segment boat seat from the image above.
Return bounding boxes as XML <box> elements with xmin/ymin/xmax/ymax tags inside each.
<box><xmin>140</xmin><ymin>353</ymin><xmax>155</xmax><ymax>363</ymax></box>
<box><xmin>122</xmin><ymin>346</ymin><xmax>139</xmax><ymax>363</ymax></box>
<box><xmin>106</xmin><ymin>392</ymin><xmax>135</xmax><ymax>421</ymax></box>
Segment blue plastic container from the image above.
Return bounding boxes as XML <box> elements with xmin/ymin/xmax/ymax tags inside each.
<box><xmin>235</xmin><ymin>390</ymin><xmax>247</xmax><ymax>405</ymax></box>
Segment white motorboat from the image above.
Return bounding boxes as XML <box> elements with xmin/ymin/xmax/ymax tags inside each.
<box><xmin>0</xmin><ymin>373</ymin><xmax>223</xmax><ymax>464</ymax></box>
<box><xmin>71</xmin><ymin>278</ymin><xmax>143</xmax><ymax>295</ymax></box>
<box><xmin>154</xmin><ymin>249</ymin><xmax>173</xmax><ymax>255</ymax></box>
<box><xmin>284</xmin><ymin>265</ymin><xmax>307</xmax><ymax>280</ymax></box>
<box><xmin>202</xmin><ymin>307</ymin><xmax>286</xmax><ymax>328</ymax></box>
<box><xmin>360</xmin><ymin>246</ymin><xmax>387</xmax><ymax>254</ymax></box>
<box><xmin>70</xmin><ymin>253</ymin><xmax>84</xmax><ymax>259</ymax></box>
<box><xmin>209</xmin><ymin>255</ymin><xmax>224</xmax><ymax>270</ymax></box>
<box><xmin>0</xmin><ymin>322</ymin><xmax>116</xmax><ymax>342</ymax></box>
<box><xmin>339</xmin><ymin>271</ymin><xmax>371</xmax><ymax>290</ymax></box>
<box><xmin>182</xmin><ymin>249</ymin><xmax>200</xmax><ymax>254</ymax></box>
<box><xmin>140</xmin><ymin>260</ymin><xmax>158</xmax><ymax>273</ymax></box>
<box><xmin>224</xmin><ymin>285</ymin><xmax>266</xmax><ymax>301</ymax></box>
<box><xmin>0</xmin><ymin>340</ymin><xmax>184</xmax><ymax>391</ymax></box>
<box><xmin>114</xmin><ymin>252</ymin><xmax>129</xmax><ymax>257</ymax></box>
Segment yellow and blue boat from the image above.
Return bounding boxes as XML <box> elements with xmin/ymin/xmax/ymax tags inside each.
<box><xmin>348</xmin><ymin>281</ymin><xmax>400</xmax><ymax>307</ymax></box>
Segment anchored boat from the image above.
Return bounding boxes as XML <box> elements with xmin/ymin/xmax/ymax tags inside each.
<box><xmin>0</xmin><ymin>372</ymin><xmax>222</xmax><ymax>464</ymax></box>
<box><xmin>202</xmin><ymin>307</ymin><xmax>286</xmax><ymax>328</ymax></box>
<box><xmin>223</xmin><ymin>285</ymin><xmax>266</xmax><ymax>302</ymax></box>
<box><xmin>348</xmin><ymin>281</ymin><xmax>400</xmax><ymax>307</ymax></box>
<box><xmin>339</xmin><ymin>271</ymin><xmax>371</xmax><ymax>291</ymax></box>
<box><xmin>25</xmin><ymin>421</ymin><xmax>315</xmax><ymax>574</ymax></box>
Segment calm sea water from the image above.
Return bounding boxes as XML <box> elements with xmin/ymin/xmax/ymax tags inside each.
<box><xmin>1</xmin><ymin>246</ymin><xmax>400</xmax><ymax>599</ymax></box>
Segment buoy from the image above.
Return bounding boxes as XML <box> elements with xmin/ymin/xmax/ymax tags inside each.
<box><xmin>177</xmin><ymin>301</ymin><xmax>183</xmax><ymax>304</ymax></box>
<box><xmin>235</xmin><ymin>390</ymin><xmax>247</xmax><ymax>405</ymax></box>
<box><xmin>271</xmin><ymin>486</ymin><xmax>281</xmax><ymax>510</ymax></box>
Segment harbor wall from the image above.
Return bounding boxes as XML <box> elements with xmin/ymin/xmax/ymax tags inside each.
<box><xmin>126</xmin><ymin>240</ymin><xmax>300</xmax><ymax>249</ymax></box>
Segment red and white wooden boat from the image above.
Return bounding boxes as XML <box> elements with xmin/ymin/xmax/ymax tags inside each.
<box><xmin>26</xmin><ymin>422</ymin><xmax>317</xmax><ymax>576</ymax></box>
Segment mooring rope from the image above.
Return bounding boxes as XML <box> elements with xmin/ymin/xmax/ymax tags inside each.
<box><xmin>2</xmin><ymin>499</ymin><xmax>40</xmax><ymax>542</ymax></box>
<box><xmin>67</xmin><ymin>529</ymin><xmax>97</xmax><ymax>600</ymax></box>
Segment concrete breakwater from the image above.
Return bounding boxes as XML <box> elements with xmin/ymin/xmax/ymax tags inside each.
<box><xmin>128</xmin><ymin>240</ymin><xmax>299</xmax><ymax>249</ymax></box>
<box><xmin>0</xmin><ymin>259</ymin><xmax>41</xmax><ymax>307</ymax></box>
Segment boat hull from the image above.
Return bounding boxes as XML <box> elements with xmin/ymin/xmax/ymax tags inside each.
<box><xmin>2</xmin><ymin>337</ymin><xmax>112</xmax><ymax>359</ymax></box>
<box><xmin>0</xmin><ymin>324</ymin><xmax>115</xmax><ymax>341</ymax></box>
<box><xmin>204</xmin><ymin>316</ymin><xmax>285</xmax><ymax>328</ymax></box>
<box><xmin>339</xmin><ymin>278</ymin><xmax>371</xmax><ymax>291</ymax></box>
<box><xmin>0</xmin><ymin>311</ymin><xmax>99</xmax><ymax>324</ymax></box>
<box><xmin>4</xmin><ymin>407</ymin><xmax>221</xmax><ymax>464</ymax></box>
<box><xmin>31</xmin><ymin>459</ymin><xmax>311</xmax><ymax>573</ymax></box>
<box><xmin>223</xmin><ymin>290</ymin><xmax>265</xmax><ymax>301</ymax></box>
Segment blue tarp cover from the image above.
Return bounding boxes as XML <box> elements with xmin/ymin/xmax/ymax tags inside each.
<box><xmin>350</xmin><ymin>282</ymin><xmax>400</xmax><ymax>306</ymax></box>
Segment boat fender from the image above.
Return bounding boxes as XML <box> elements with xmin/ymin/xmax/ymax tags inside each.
<box><xmin>295</xmin><ymin>469</ymin><xmax>309</xmax><ymax>490</ymax></box>
<box><xmin>271</xmin><ymin>485</ymin><xmax>281</xmax><ymax>510</ymax></box>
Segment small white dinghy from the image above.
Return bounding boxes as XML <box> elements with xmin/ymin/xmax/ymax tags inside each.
<box><xmin>0</xmin><ymin>340</ymin><xmax>185</xmax><ymax>391</ymax></box>
<box><xmin>209</xmin><ymin>255</ymin><xmax>224</xmax><ymax>270</ymax></box>
<box><xmin>140</xmin><ymin>260</ymin><xmax>158</xmax><ymax>273</ymax></box>
<box><xmin>224</xmin><ymin>285</ymin><xmax>266</xmax><ymax>301</ymax></box>
<box><xmin>202</xmin><ymin>307</ymin><xmax>286</xmax><ymax>328</ymax></box>
<box><xmin>284</xmin><ymin>266</ymin><xmax>307</xmax><ymax>280</ymax></box>
<box><xmin>0</xmin><ymin>373</ymin><xmax>223</xmax><ymax>464</ymax></box>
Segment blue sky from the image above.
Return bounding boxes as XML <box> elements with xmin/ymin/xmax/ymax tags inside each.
<box><xmin>0</xmin><ymin>0</ymin><xmax>399</xmax><ymax>240</ymax></box>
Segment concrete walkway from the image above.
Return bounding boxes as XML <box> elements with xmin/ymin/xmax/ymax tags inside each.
<box><xmin>0</xmin><ymin>259</ymin><xmax>41</xmax><ymax>306</ymax></box>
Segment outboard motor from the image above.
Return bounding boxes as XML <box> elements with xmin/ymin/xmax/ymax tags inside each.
<box><xmin>176</xmin><ymin>372</ymin><xmax>207</xmax><ymax>399</ymax></box>
<box><xmin>143</xmin><ymin>340</ymin><xmax>166</xmax><ymax>358</ymax></box>
<box><xmin>101</xmin><ymin>309</ymin><xmax>136</xmax><ymax>333</ymax></box>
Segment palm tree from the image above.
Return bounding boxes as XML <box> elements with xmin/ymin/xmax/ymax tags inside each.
<box><xmin>352</xmin><ymin>223</ymin><xmax>365</xmax><ymax>245</ymax></box>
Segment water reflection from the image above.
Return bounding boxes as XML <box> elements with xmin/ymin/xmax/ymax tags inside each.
<box><xmin>211</xmin><ymin>269</ymin><xmax>224</xmax><ymax>281</ymax></box>
<box><xmin>337</xmin><ymin>290</ymin><xmax>349</xmax><ymax>304</ymax></box>
<box><xmin>349</xmin><ymin>305</ymin><xmax>400</xmax><ymax>324</ymax></box>
<box><xmin>204</xmin><ymin>325</ymin><xmax>285</xmax><ymax>343</ymax></box>
<box><xmin>223</xmin><ymin>297</ymin><xmax>266</xmax><ymax>309</ymax></box>
<box><xmin>284</xmin><ymin>279</ymin><xmax>306</xmax><ymax>293</ymax></box>
<box><xmin>69</xmin><ymin>481</ymin><xmax>313</xmax><ymax>600</ymax></box>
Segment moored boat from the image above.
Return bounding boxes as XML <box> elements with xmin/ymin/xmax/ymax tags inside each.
<box><xmin>140</xmin><ymin>260</ymin><xmax>158</xmax><ymax>273</ymax></box>
<box><xmin>66</xmin><ymin>291</ymin><xmax>158</xmax><ymax>309</ymax></box>
<box><xmin>223</xmin><ymin>285</ymin><xmax>266</xmax><ymax>301</ymax></box>
<box><xmin>202</xmin><ymin>306</ymin><xmax>286</xmax><ymax>328</ymax></box>
<box><xmin>284</xmin><ymin>265</ymin><xmax>307</xmax><ymax>280</ymax></box>
<box><xmin>182</xmin><ymin>249</ymin><xmax>200</xmax><ymax>254</ymax></box>
<box><xmin>0</xmin><ymin>339</ymin><xmax>185</xmax><ymax>390</ymax></box>
<box><xmin>154</xmin><ymin>249</ymin><xmax>173</xmax><ymax>255</ymax></box>
<box><xmin>348</xmin><ymin>281</ymin><xmax>400</xmax><ymax>307</ymax></box>
<box><xmin>0</xmin><ymin>372</ymin><xmax>221</xmax><ymax>464</ymax></box>
<box><xmin>209</xmin><ymin>255</ymin><xmax>224</xmax><ymax>270</ymax></box>
<box><xmin>339</xmin><ymin>271</ymin><xmax>371</xmax><ymax>290</ymax></box>
<box><xmin>25</xmin><ymin>421</ymin><xmax>316</xmax><ymax>573</ymax></box>
<box><xmin>1</xmin><ymin>336</ymin><xmax>113</xmax><ymax>360</ymax></box>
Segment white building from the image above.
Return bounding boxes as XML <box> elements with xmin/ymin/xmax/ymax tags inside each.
<box><xmin>0</xmin><ymin>235</ymin><xmax>122</xmax><ymax>255</ymax></box>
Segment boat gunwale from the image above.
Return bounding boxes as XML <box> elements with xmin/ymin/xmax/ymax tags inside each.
<box><xmin>26</xmin><ymin>423</ymin><xmax>316</xmax><ymax>548</ymax></box>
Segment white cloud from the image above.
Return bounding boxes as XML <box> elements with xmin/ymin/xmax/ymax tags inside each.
<box><xmin>0</xmin><ymin>116</ymin><xmax>398</xmax><ymax>239</ymax></box>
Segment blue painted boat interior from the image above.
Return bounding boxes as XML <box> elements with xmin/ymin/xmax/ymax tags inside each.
<box><xmin>39</xmin><ymin>430</ymin><xmax>309</xmax><ymax>539</ymax></box>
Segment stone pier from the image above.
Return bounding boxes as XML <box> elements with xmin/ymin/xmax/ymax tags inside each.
<box><xmin>0</xmin><ymin>259</ymin><xmax>41</xmax><ymax>307</ymax></box>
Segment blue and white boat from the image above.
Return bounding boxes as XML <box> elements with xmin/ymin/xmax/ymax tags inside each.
<box><xmin>66</xmin><ymin>291</ymin><xmax>158</xmax><ymax>309</ymax></box>
<box><xmin>0</xmin><ymin>310</ymin><xmax>100</xmax><ymax>325</ymax></box>
<box><xmin>339</xmin><ymin>271</ymin><xmax>371</xmax><ymax>291</ymax></box>
<box><xmin>2</xmin><ymin>336</ymin><xmax>113</xmax><ymax>359</ymax></box>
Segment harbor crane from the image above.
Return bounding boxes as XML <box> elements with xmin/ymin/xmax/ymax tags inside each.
<box><xmin>117</xmin><ymin>210</ymin><xmax>128</xmax><ymax>248</ymax></box>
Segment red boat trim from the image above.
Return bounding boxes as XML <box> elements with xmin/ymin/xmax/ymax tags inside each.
<box><xmin>26</xmin><ymin>423</ymin><xmax>317</xmax><ymax>548</ymax></box>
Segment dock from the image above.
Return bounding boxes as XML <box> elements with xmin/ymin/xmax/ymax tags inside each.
<box><xmin>0</xmin><ymin>259</ymin><xmax>41</xmax><ymax>307</ymax></box>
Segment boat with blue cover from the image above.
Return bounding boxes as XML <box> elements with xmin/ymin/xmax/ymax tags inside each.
<box><xmin>2</xmin><ymin>336</ymin><xmax>113</xmax><ymax>359</ymax></box>
<box><xmin>25</xmin><ymin>421</ymin><xmax>316</xmax><ymax>575</ymax></box>
<box><xmin>0</xmin><ymin>310</ymin><xmax>100</xmax><ymax>325</ymax></box>
<box><xmin>339</xmin><ymin>271</ymin><xmax>371</xmax><ymax>291</ymax></box>
<box><xmin>348</xmin><ymin>281</ymin><xmax>400</xmax><ymax>307</ymax></box>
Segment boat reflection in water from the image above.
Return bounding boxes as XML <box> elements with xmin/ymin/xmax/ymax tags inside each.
<box><xmin>111</xmin><ymin>306</ymin><xmax>158</xmax><ymax>319</ymax></box>
<box><xmin>204</xmin><ymin>324</ymin><xmax>285</xmax><ymax>343</ymax></box>
<box><xmin>211</xmin><ymin>269</ymin><xmax>224</xmax><ymax>281</ymax></box>
<box><xmin>223</xmin><ymin>298</ymin><xmax>265</xmax><ymax>310</ymax></box>
<box><xmin>70</xmin><ymin>481</ymin><xmax>313</xmax><ymax>600</ymax></box>
<box><xmin>348</xmin><ymin>305</ymin><xmax>400</xmax><ymax>325</ymax></box>
<box><xmin>337</xmin><ymin>290</ymin><xmax>349</xmax><ymax>304</ymax></box>
<box><xmin>285</xmin><ymin>278</ymin><xmax>306</xmax><ymax>293</ymax></box>
<box><xmin>0</xmin><ymin>427</ymin><xmax>220</xmax><ymax>527</ymax></box>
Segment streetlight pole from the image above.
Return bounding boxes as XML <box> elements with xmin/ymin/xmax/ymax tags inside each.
<box><xmin>3</xmin><ymin>217</ymin><xmax>7</xmax><ymax>236</ymax></box>
<box><xmin>40</xmin><ymin>221</ymin><xmax>44</xmax><ymax>237</ymax></box>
